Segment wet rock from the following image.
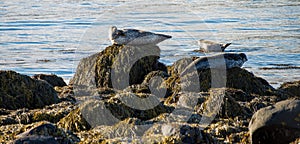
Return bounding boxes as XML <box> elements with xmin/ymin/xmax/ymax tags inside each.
<box><xmin>199</xmin><ymin>88</ymin><xmax>250</xmax><ymax>119</ymax></box>
<box><xmin>69</xmin><ymin>52</ymin><xmax>98</xmax><ymax>96</ymax></box>
<box><xmin>57</xmin><ymin>107</ymin><xmax>91</xmax><ymax>132</ymax></box>
<box><xmin>0</xmin><ymin>70</ymin><xmax>59</xmax><ymax>110</ymax></box>
<box><xmin>203</xmin><ymin>118</ymin><xmax>249</xmax><ymax>143</ymax></box>
<box><xmin>224</xmin><ymin>88</ymin><xmax>254</xmax><ymax>102</ymax></box>
<box><xmin>105</xmin><ymin>92</ymin><xmax>172</xmax><ymax>121</ymax></box>
<box><xmin>14</xmin><ymin>121</ymin><xmax>79</xmax><ymax>144</ymax></box>
<box><xmin>96</xmin><ymin>45</ymin><xmax>162</xmax><ymax>89</ymax></box>
<box><xmin>14</xmin><ymin>135</ymin><xmax>58</xmax><ymax>144</ymax></box>
<box><xmin>77</xmin><ymin>118</ymin><xmax>151</xmax><ymax>143</ymax></box>
<box><xmin>0</xmin><ymin>101</ymin><xmax>75</xmax><ymax>126</ymax></box>
<box><xmin>54</xmin><ymin>85</ymin><xmax>76</xmax><ymax>103</ymax></box>
<box><xmin>143</xmin><ymin>123</ymin><xmax>204</xmax><ymax>143</ymax></box>
<box><xmin>249</xmin><ymin>98</ymin><xmax>300</xmax><ymax>144</ymax></box>
<box><xmin>124</xmin><ymin>84</ymin><xmax>150</xmax><ymax>94</ymax></box>
<box><xmin>166</xmin><ymin>58</ymin><xmax>276</xmax><ymax>95</ymax></box>
<box><xmin>32</xmin><ymin>74</ymin><xmax>67</xmax><ymax>87</ymax></box>
<box><xmin>71</xmin><ymin>44</ymin><xmax>166</xmax><ymax>93</ymax></box>
<box><xmin>246</xmin><ymin>95</ymin><xmax>279</xmax><ymax>113</ymax></box>
<box><xmin>31</xmin><ymin>101</ymin><xmax>75</xmax><ymax>123</ymax></box>
<box><xmin>278</xmin><ymin>80</ymin><xmax>300</xmax><ymax>97</ymax></box>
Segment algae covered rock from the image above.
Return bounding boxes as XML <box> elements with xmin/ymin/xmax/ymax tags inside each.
<box><xmin>57</xmin><ymin>107</ymin><xmax>91</xmax><ymax>132</ymax></box>
<box><xmin>143</xmin><ymin>123</ymin><xmax>204</xmax><ymax>143</ymax></box>
<box><xmin>13</xmin><ymin>121</ymin><xmax>79</xmax><ymax>144</ymax></box>
<box><xmin>71</xmin><ymin>44</ymin><xmax>166</xmax><ymax>95</ymax></box>
<box><xmin>14</xmin><ymin>135</ymin><xmax>58</xmax><ymax>144</ymax></box>
<box><xmin>249</xmin><ymin>98</ymin><xmax>300</xmax><ymax>144</ymax></box>
<box><xmin>166</xmin><ymin>58</ymin><xmax>276</xmax><ymax>95</ymax></box>
<box><xmin>0</xmin><ymin>70</ymin><xmax>59</xmax><ymax>110</ymax></box>
<box><xmin>32</xmin><ymin>74</ymin><xmax>67</xmax><ymax>87</ymax></box>
<box><xmin>0</xmin><ymin>101</ymin><xmax>75</xmax><ymax>126</ymax></box>
<box><xmin>278</xmin><ymin>80</ymin><xmax>300</xmax><ymax>97</ymax></box>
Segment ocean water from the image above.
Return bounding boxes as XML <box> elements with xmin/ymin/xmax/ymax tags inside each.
<box><xmin>1</xmin><ymin>0</ymin><xmax>299</xmax><ymax>88</ymax></box>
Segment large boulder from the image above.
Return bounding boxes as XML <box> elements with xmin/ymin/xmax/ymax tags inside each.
<box><xmin>0</xmin><ymin>70</ymin><xmax>59</xmax><ymax>110</ymax></box>
<box><xmin>167</xmin><ymin>57</ymin><xmax>276</xmax><ymax>96</ymax></box>
<box><xmin>249</xmin><ymin>98</ymin><xmax>300</xmax><ymax>144</ymax></box>
<box><xmin>70</xmin><ymin>44</ymin><xmax>167</xmax><ymax>95</ymax></box>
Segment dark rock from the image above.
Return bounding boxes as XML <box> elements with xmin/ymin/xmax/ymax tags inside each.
<box><xmin>15</xmin><ymin>122</ymin><xmax>80</xmax><ymax>144</ymax></box>
<box><xmin>55</xmin><ymin>85</ymin><xmax>76</xmax><ymax>103</ymax></box>
<box><xmin>14</xmin><ymin>135</ymin><xmax>59</xmax><ymax>144</ymax></box>
<box><xmin>60</xmin><ymin>92</ymin><xmax>173</xmax><ymax>132</ymax></box>
<box><xmin>203</xmin><ymin>67</ymin><xmax>276</xmax><ymax>95</ymax></box>
<box><xmin>32</xmin><ymin>74</ymin><xmax>67</xmax><ymax>87</ymax></box>
<box><xmin>96</xmin><ymin>45</ymin><xmax>162</xmax><ymax>89</ymax></box>
<box><xmin>0</xmin><ymin>101</ymin><xmax>75</xmax><ymax>126</ymax></box>
<box><xmin>278</xmin><ymin>80</ymin><xmax>300</xmax><ymax>97</ymax></box>
<box><xmin>166</xmin><ymin>58</ymin><xmax>276</xmax><ymax>95</ymax></box>
<box><xmin>70</xmin><ymin>45</ymin><xmax>166</xmax><ymax>95</ymax></box>
<box><xmin>143</xmin><ymin>123</ymin><xmax>204</xmax><ymax>143</ymax></box>
<box><xmin>17</xmin><ymin>123</ymin><xmax>57</xmax><ymax>137</ymax></box>
<box><xmin>31</xmin><ymin>101</ymin><xmax>75</xmax><ymax>123</ymax></box>
<box><xmin>0</xmin><ymin>108</ymin><xmax>10</xmax><ymax>115</ymax></box>
<box><xmin>0</xmin><ymin>70</ymin><xmax>59</xmax><ymax>110</ymax></box>
<box><xmin>105</xmin><ymin>92</ymin><xmax>172</xmax><ymax>121</ymax></box>
<box><xmin>249</xmin><ymin>98</ymin><xmax>300</xmax><ymax>144</ymax></box>
<box><xmin>69</xmin><ymin>52</ymin><xmax>98</xmax><ymax>93</ymax></box>
<box><xmin>199</xmin><ymin>88</ymin><xmax>250</xmax><ymax>119</ymax></box>
<box><xmin>224</xmin><ymin>88</ymin><xmax>254</xmax><ymax>102</ymax></box>
<box><xmin>246</xmin><ymin>95</ymin><xmax>279</xmax><ymax>113</ymax></box>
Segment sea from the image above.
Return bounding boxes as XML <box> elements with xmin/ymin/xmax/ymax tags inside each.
<box><xmin>1</xmin><ymin>0</ymin><xmax>299</xmax><ymax>88</ymax></box>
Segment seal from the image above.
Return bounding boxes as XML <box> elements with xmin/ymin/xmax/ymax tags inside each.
<box><xmin>198</xmin><ymin>39</ymin><xmax>231</xmax><ymax>52</ymax></box>
<box><xmin>109</xmin><ymin>26</ymin><xmax>172</xmax><ymax>45</ymax></box>
<box><xmin>181</xmin><ymin>53</ymin><xmax>248</xmax><ymax>75</ymax></box>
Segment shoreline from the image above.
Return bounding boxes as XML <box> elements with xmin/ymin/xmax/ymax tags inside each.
<box><xmin>1</xmin><ymin>45</ymin><xmax>299</xmax><ymax>143</ymax></box>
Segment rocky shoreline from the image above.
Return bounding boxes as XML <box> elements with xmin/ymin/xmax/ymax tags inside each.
<box><xmin>1</xmin><ymin>44</ymin><xmax>299</xmax><ymax>143</ymax></box>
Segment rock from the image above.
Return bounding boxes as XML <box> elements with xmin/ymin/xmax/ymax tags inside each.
<box><xmin>55</xmin><ymin>85</ymin><xmax>77</xmax><ymax>103</ymax></box>
<box><xmin>203</xmin><ymin>118</ymin><xmax>249</xmax><ymax>143</ymax></box>
<box><xmin>199</xmin><ymin>88</ymin><xmax>250</xmax><ymax>119</ymax></box>
<box><xmin>16</xmin><ymin>123</ymin><xmax>57</xmax><ymax>137</ymax></box>
<box><xmin>70</xmin><ymin>44</ymin><xmax>167</xmax><ymax>94</ymax></box>
<box><xmin>278</xmin><ymin>80</ymin><xmax>300</xmax><ymax>97</ymax></box>
<box><xmin>106</xmin><ymin>92</ymin><xmax>172</xmax><ymax>121</ymax></box>
<box><xmin>14</xmin><ymin>121</ymin><xmax>79</xmax><ymax>144</ymax></box>
<box><xmin>77</xmin><ymin>118</ymin><xmax>152</xmax><ymax>143</ymax></box>
<box><xmin>0</xmin><ymin>101</ymin><xmax>75</xmax><ymax>126</ymax></box>
<box><xmin>249</xmin><ymin>98</ymin><xmax>300</xmax><ymax>144</ymax></box>
<box><xmin>14</xmin><ymin>135</ymin><xmax>59</xmax><ymax>144</ymax></box>
<box><xmin>143</xmin><ymin>123</ymin><xmax>204</xmax><ymax>143</ymax></box>
<box><xmin>246</xmin><ymin>95</ymin><xmax>279</xmax><ymax>113</ymax></box>
<box><xmin>32</xmin><ymin>74</ymin><xmax>67</xmax><ymax>87</ymax></box>
<box><xmin>166</xmin><ymin>58</ymin><xmax>276</xmax><ymax>95</ymax></box>
<box><xmin>31</xmin><ymin>101</ymin><xmax>75</xmax><ymax>123</ymax></box>
<box><xmin>69</xmin><ymin>52</ymin><xmax>98</xmax><ymax>96</ymax></box>
<box><xmin>224</xmin><ymin>88</ymin><xmax>254</xmax><ymax>102</ymax></box>
<box><xmin>57</xmin><ymin>107</ymin><xmax>91</xmax><ymax>132</ymax></box>
<box><xmin>0</xmin><ymin>70</ymin><xmax>59</xmax><ymax>110</ymax></box>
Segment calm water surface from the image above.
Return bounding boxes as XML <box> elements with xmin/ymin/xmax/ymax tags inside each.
<box><xmin>1</xmin><ymin>0</ymin><xmax>299</xmax><ymax>88</ymax></box>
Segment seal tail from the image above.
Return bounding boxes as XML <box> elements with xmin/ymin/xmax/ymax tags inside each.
<box><xmin>221</xmin><ymin>43</ymin><xmax>231</xmax><ymax>51</ymax></box>
<box><xmin>157</xmin><ymin>34</ymin><xmax>172</xmax><ymax>39</ymax></box>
